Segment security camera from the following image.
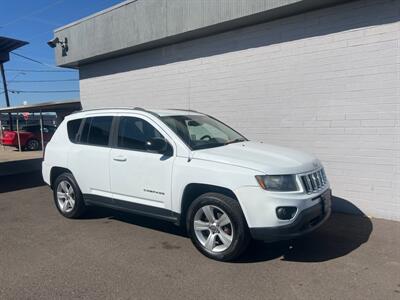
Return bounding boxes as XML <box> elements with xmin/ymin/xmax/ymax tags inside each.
<box><xmin>47</xmin><ymin>37</ymin><xmax>60</xmax><ymax>48</ymax></box>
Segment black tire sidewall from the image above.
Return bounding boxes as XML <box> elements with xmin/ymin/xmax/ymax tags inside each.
<box><xmin>27</xmin><ymin>139</ymin><xmax>40</xmax><ymax>151</ymax></box>
<box><xmin>187</xmin><ymin>193</ymin><xmax>249</xmax><ymax>261</ymax></box>
<box><xmin>53</xmin><ymin>172</ymin><xmax>85</xmax><ymax>219</ymax></box>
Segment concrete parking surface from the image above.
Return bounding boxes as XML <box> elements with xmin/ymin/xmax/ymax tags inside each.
<box><xmin>0</xmin><ymin>148</ymin><xmax>42</xmax><ymax>176</ymax></box>
<box><xmin>0</xmin><ymin>173</ymin><xmax>399</xmax><ymax>299</ymax></box>
<box><xmin>0</xmin><ymin>147</ymin><xmax>42</xmax><ymax>162</ymax></box>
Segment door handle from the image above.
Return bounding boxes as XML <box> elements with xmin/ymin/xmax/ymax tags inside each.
<box><xmin>113</xmin><ymin>155</ymin><xmax>127</xmax><ymax>162</ymax></box>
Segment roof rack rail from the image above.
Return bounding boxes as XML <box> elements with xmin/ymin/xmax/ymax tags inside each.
<box><xmin>167</xmin><ymin>108</ymin><xmax>201</xmax><ymax>113</ymax></box>
<box><xmin>133</xmin><ymin>107</ymin><xmax>160</xmax><ymax>117</ymax></box>
<box><xmin>75</xmin><ymin>107</ymin><xmax>160</xmax><ymax>117</ymax></box>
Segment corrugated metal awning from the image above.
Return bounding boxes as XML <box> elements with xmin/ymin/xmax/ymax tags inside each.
<box><xmin>0</xmin><ymin>37</ymin><xmax>29</xmax><ymax>63</ymax></box>
<box><xmin>0</xmin><ymin>99</ymin><xmax>81</xmax><ymax>113</ymax></box>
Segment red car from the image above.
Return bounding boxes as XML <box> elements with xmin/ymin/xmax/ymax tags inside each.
<box><xmin>1</xmin><ymin>125</ymin><xmax>56</xmax><ymax>151</ymax></box>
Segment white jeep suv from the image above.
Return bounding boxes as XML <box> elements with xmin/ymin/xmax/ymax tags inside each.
<box><xmin>42</xmin><ymin>108</ymin><xmax>331</xmax><ymax>261</ymax></box>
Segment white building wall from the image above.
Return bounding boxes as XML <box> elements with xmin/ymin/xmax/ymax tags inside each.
<box><xmin>79</xmin><ymin>0</ymin><xmax>400</xmax><ymax>220</ymax></box>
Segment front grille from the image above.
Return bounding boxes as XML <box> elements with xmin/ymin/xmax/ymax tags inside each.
<box><xmin>301</xmin><ymin>169</ymin><xmax>327</xmax><ymax>194</ymax></box>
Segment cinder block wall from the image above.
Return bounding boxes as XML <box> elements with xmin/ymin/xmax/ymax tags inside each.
<box><xmin>80</xmin><ymin>0</ymin><xmax>400</xmax><ymax>220</ymax></box>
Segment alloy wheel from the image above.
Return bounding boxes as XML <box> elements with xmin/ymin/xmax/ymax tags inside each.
<box><xmin>193</xmin><ymin>205</ymin><xmax>234</xmax><ymax>253</ymax></box>
<box><xmin>56</xmin><ymin>180</ymin><xmax>76</xmax><ymax>213</ymax></box>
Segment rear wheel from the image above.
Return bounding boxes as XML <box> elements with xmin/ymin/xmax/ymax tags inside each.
<box><xmin>187</xmin><ymin>193</ymin><xmax>250</xmax><ymax>261</ymax></box>
<box><xmin>26</xmin><ymin>139</ymin><xmax>40</xmax><ymax>151</ymax></box>
<box><xmin>53</xmin><ymin>172</ymin><xmax>86</xmax><ymax>218</ymax></box>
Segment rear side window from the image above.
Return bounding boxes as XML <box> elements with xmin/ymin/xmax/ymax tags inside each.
<box><xmin>67</xmin><ymin>119</ymin><xmax>83</xmax><ymax>143</ymax></box>
<box><xmin>80</xmin><ymin>116</ymin><xmax>113</xmax><ymax>146</ymax></box>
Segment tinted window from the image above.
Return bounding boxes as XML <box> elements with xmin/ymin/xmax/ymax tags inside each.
<box><xmin>67</xmin><ymin>119</ymin><xmax>82</xmax><ymax>143</ymax></box>
<box><xmin>45</xmin><ymin>126</ymin><xmax>56</xmax><ymax>133</ymax></box>
<box><xmin>117</xmin><ymin>117</ymin><xmax>162</xmax><ymax>151</ymax></box>
<box><xmin>80</xmin><ymin>118</ymin><xmax>91</xmax><ymax>143</ymax></box>
<box><xmin>87</xmin><ymin>117</ymin><xmax>113</xmax><ymax>146</ymax></box>
<box><xmin>22</xmin><ymin>125</ymin><xmax>40</xmax><ymax>133</ymax></box>
<box><xmin>79</xmin><ymin>117</ymin><xmax>113</xmax><ymax>146</ymax></box>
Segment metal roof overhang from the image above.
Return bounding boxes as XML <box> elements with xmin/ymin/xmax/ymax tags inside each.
<box><xmin>0</xmin><ymin>37</ymin><xmax>29</xmax><ymax>63</ymax></box>
<box><xmin>0</xmin><ymin>99</ymin><xmax>81</xmax><ymax>113</ymax></box>
<box><xmin>53</xmin><ymin>0</ymin><xmax>353</xmax><ymax>67</ymax></box>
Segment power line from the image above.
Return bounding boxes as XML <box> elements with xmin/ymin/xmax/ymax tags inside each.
<box><xmin>11</xmin><ymin>52</ymin><xmax>48</xmax><ymax>66</ymax></box>
<box><xmin>9</xmin><ymin>79</ymin><xmax>78</xmax><ymax>83</ymax></box>
<box><xmin>0</xmin><ymin>0</ymin><xmax>65</xmax><ymax>28</ymax></box>
<box><xmin>24</xmin><ymin>16</ymin><xmax>63</xmax><ymax>27</ymax></box>
<box><xmin>11</xmin><ymin>51</ymin><xmax>63</xmax><ymax>70</ymax></box>
<box><xmin>5</xmin><ymin>69</ymin><xmax>75</xmax><ymax>73</ymax></box>
<box><xmin>6</xmin><ymin>89</ymin><xmax>79</xmax><ymax>94</ymax></box>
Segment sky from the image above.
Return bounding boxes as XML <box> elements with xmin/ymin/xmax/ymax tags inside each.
<box><xmin>0</xmin><ymin>0</ymin><xmax>125</xmax><ymax>107</ymax></box>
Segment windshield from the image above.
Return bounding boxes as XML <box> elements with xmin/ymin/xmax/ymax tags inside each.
<box><xmin>161</xmin><ymin>114</ymin><xmax>247</xmax><ymax>150</ymax></box>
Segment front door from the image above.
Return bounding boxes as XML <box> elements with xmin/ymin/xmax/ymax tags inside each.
<box><xmin>109</xmin><ymin>115</ymin><xmax>175</xmax><ymax>213</ymax></box>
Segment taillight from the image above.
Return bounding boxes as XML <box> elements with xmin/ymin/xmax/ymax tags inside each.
<box><xmin>3</xmin><ymin>131</ymin><xmax>15</xmax><ymax>139</ymax></box>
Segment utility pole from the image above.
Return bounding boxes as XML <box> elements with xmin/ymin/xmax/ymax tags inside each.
<box><xmin>0</xmin><ymin>63</ymin><xmax>12</xmax><ymax>130</ymax></box>
<box><xmin>0</xmin><ymin>37</ymin><xmax>28</xmax><ymax>131</ymax></box>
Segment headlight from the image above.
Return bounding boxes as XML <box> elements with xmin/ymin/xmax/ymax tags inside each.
<box><xmin>255</xmin><ymin>175</ymin><xmax>298</xmax><ymax>192</ymax></box>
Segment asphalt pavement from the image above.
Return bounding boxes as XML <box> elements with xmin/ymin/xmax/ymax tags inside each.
<box><xmin>0</xmin><ymin>172</ymin><xmax>399</xmax><ymax>299</ymax></box>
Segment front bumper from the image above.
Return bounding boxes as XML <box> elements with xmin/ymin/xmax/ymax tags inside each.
<box><xmin>249</xmin><ymin>189</ymin><xmax>332</xmax><ymax>241</ymax></box>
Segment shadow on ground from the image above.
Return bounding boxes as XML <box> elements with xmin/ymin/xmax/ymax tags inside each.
<box><xmin>84</xmin><ymin>207</ymin><xmax>187</xmax><ymax>237</ymax></box>
<box><xmin>238</xmin><ymin>197</ymin><xmax>373</xmax><ymax>263</ymax></box>
<box><xmin>0</xmin><ymin>171</ymin><xmax>45</xmax><ymax>193</ymax></box>
<box><xmin>0</xmin><ymin>171</ymin><xmax>373</xmax><ymax>263</ymax></box>
<box><xmin>239</xmin><ymin>212</ymin><xmax>372</xmax><ymax>263</ymax></box>
<box><xmin>84</xmin><ymin>197</ymin><xmax>373</xmax><ymax>264</ymax></box>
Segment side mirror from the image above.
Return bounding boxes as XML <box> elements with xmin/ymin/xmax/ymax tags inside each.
<box><xmin>145</xmin><ymin>138</ymin><xmax>168</xmax><ymax>154</ymax></box>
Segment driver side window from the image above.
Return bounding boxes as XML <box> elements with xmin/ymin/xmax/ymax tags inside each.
<box><xmin>117</xmin><ymin>117</ymin><xmax>162</xmax><ymax>151</ymax></box>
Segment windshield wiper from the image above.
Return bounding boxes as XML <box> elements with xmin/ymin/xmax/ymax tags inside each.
<box><xmin>224</xmin><ymin>138</ymin><xmax>246</xmax><ymax>145</ymax></box>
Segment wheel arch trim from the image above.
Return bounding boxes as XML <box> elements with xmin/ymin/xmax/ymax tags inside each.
<box><xmin>179</xmin><ymin>183</ymin><xmax>240</xmax><ymax>227</ymax></box>
<box><xmin>49</xmin><ymin>166</ymin><xmax>74</xmax><ymax>189</ymax></box>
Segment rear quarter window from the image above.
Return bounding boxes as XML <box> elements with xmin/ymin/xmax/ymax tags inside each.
<box><xmin>67</xmin><ymin>119</ymin><xmax>83</xmax><ymax>143</ymax></box>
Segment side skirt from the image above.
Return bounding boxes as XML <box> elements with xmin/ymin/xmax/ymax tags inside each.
<box><xmin>83</xmin><ymin>194</ymin><xmax>180</xmax><ymax>224</ymax></box>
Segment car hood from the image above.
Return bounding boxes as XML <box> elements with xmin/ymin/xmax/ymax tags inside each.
<box><xmin>192</xmin><ymin>141</ymin><xmax>321</xmax><ymax>174</ymax></box>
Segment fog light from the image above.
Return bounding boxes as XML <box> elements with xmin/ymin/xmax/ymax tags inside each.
<box><xmin>276</xmin><ymin>207</ymin><xmax>297</xmax><ymax>220</ymax></box>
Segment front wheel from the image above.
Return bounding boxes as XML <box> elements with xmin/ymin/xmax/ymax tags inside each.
<box><xmin>187</xmin><ymin>193</ymin><xmax>250</xmax><ymax>261</ymax></box>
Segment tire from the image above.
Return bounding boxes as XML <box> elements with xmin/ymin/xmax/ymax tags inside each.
<box><xmin>187</xmin><ymin>193</ymin><xmax>250</xmax><ymax>261</ymax></box>
<box><xmin>53</xmin><ymin>172</ymin><xmax>86</xmax><ymax>219</ymax></box>
<box><xmin>26</xmin><ymin>139</ymin><xmax>40</xmax><ymax>151</ymax></box>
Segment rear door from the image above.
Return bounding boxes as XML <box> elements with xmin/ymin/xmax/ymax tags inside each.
<box><xmin>67</xmin><ymin>115</ymin><xmax>114</xmax><ymax>200</ymax></box>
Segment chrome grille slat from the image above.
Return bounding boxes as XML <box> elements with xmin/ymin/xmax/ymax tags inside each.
<box><xmin>313</xmin><ymin>173</ymin><xmax>319</xmax><ymax>189</ymax></box>
<box><xmin>322</xmin><ymin>169</ymin><xmax>327</xmax><ymax>182</ymax></box>
<box><xmin>303</xmin><ymin>175</ymin><xmax>312</xmax><ymax>192</ymax></box>
<box><xmin>318</xmin><ymin>170</ymin><xmax>325</xmax><ymax>185</ymax></box>
<box><xmin>301</xmin><ymin>168</ymin><xmax>327</xmax><ymax>194</ymax></box>
<box><xmin>309</xmin><ymin>174</ymin><xmax>316</xmax><ymax>190</ymax></box>
<box><xmin>316</xmin><ymin>172</ymin><xmax>322</xmax><ymax>188</ymax></box>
